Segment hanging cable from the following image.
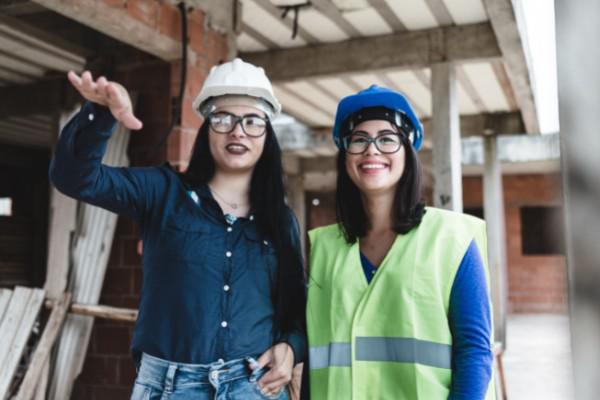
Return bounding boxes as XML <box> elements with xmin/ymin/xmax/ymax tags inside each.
<box><xmin>278</xmin><ymin>1</ymin><xmax>311</xmax><ymax>39</ymax></box>
<box><xmin>145</xmin><ymin>1</ymin><xmax>188</xmax><ymax>160</ymax></box>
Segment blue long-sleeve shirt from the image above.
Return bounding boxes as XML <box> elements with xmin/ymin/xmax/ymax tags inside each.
<box><xmin>360</xmin><ymin>240</ymin><xmax>493</xmax><ymax>399</ymax></box>
<box><xmin>49</xmin><ymin>102</ymin><xmax>307</xmax><ymax>365</ymax></box>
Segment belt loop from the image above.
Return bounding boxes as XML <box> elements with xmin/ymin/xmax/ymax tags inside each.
<box><xmin>164</xmin><ymin>364</ymin><xmax>177</xmax><ymax>393</ymax></box>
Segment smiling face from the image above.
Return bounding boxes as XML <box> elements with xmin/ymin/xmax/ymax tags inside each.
<box><xmin>208</xmin><ymin>104</ymin><xmax>267</xmax><ymax>174</ymax></box>
<box><xmin>344</xmin><ymin>119</ymin><xmax>406</xmax><ymax>197</ymax></box>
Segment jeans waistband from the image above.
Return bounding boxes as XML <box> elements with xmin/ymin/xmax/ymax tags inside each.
<box><xmin>137</xmin><ymin>353</ymin><xmax>261</xmax><ymax>391</ymax></box>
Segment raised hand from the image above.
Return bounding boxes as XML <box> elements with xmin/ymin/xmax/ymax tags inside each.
<box><xmin>67</xmin><ymin>70</ymin><xmax>143</xmax><ymax>130</ymax></box>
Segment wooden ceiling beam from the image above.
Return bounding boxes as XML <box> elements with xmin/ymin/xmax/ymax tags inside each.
<box><xmin>241</xmin><ymin>22</ymin><xmax>501</xmax><ymax>82</ymax></box>
<box><xmin>482</xmin><ymin>0</ymin><xmax>539</xmax><ymax>133</ymax></box>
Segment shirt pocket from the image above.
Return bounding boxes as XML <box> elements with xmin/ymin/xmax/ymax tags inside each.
<box><xmin>159</xmin><ymin>216</ymin><xmax>212</xmax><ymax>265</ymax></box>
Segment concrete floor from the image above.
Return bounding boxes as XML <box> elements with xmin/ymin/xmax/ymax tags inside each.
<box><xmin>502</xmin><ymin>314</ymin><xmax>574</xmax><ymax>400</ymax></box>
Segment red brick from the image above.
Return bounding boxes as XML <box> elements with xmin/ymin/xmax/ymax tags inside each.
<box><xmin>79</xmin><ymin>356</ymin><xmax>119</xmax><ymax>385</ymax></box>
<box><xmin>93</xmin><ymin>326</ymin><xmax>131</xmax><ymax>355</ymax></box>
<box><xmin>93</xmin><ymin>386</ymin><xmax>131</xmax><ymax>400</ymax></box>
<box><xmin>118</xmin><ymin>356</ymin><xmax>138</xmax><ymax>386</ymax></box>
<box><xmin>103</xmin><ymin>0</ymin><xmax>126</xmax><ymax>8</ymax></box>
<box><xmin>133</xmin><ymin>267</ymin><xmax>144</xmax><ymax>294</ymax></box>
<box><xmin>123</xmin><ymin>237</ymin><xmax>142</xmax><ymax>266</ymax></box>
<box><xmin>127</xmin><ymin>0</ymin><xmax>159</xmax><ymax>29</ymax></box>
<box><xmin>188</xmin><ymin>10</ymin><xmax>206</xmax><ymax>54</ymax></box>
<box><xmin>158</xmin><ymin>2</ymin><xmax>181</xmax><ymax>40</ymax></box>
<box><xmin>102</xmin><ymin>268</ymin><xmax>134</xmax><ymax>295</ymax></box>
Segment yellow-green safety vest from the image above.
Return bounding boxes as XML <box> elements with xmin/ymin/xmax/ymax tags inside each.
<box><xmin>307</xmin><ymin>207</ymin><xmax>495</xmax><ymax>399</ymax></box>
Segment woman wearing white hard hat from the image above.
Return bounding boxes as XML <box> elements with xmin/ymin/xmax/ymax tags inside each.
<box><xmin>306</xmin><ymin>85</ymin><xmax>494</xmax><ymax>399</ymax></box>
<box><xmin>50</xmin><ymin>59</ymin><xmax>306</xmax><ymax>399</ymax></box>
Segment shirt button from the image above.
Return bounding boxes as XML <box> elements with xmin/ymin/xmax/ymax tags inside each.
<box><xmin>226</xmin><ymin>251</ymin><xmax>232</xmax><ymax>258</ymax></box>
<box><xmin>249</xmin><ymin>215</ymin><xmax>254</xmax><ymax>221</ymax></box>
<box><xmin>88</xmin><ymin>113</ymin><xmax>94</xmax><ymax>121</ymax></box>
<box><xmin>224</xmin><ymin>284</ymin><xmax>230</xmax><ymax>292</ymax></box>
<box><xmin>221</xmin><ymin>321</ymin><xmax>228</xmax><ymax>328</ymax></box>
<box><xmin>263</xmin><ymin>240</ymin><xmax>268</xmax><ymax>246</ymax></box>
<box><xmin>227</xmin><ymin>227</ymin><xmax>232</xmax><ymax>232</ymax></box>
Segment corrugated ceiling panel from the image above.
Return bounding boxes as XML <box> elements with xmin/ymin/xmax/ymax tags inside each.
<box><xmin>463</xmin><ymin>62</ymin><xmax>510</xmax><ymax>112</ymax></box>
<box><xmin>342</xmin><ymin>7</ymin><xmax>392</xmax><ymax>36</ymax></box>
<box><xmin>349</xmin><ymin>73</ymin><xmax>385</xmax><ymax>91</ymax></box>
<box><xmin>274</xmin><ymin>85</ymin><xmax>332</xmax><ymax>126</ymax></box>
<box><xmin>314</xmin><ymin>77</ymin><xmax>356</xmax><ymax>100</ymax></box>
<box><xmin>297</xmin><ymin>8</ymin><xmax>348</xmax><ymax>42</ymax></box>
<box><xmin>387</xmin><ymin>70</ymin><xmax>432</xmax><ymax>116</ymax></box>
<box><xmin>384</xmin><ymin>0</ymin><xmax>438</xmax><ymax>30</ymax></box>
<box><xmin>283</xmin><ymin>81</ymin><xmax>338</xmax><ymax>116</ymax></box>
<box><xmin>237</xmin><ymin>31</ymin><xmax>267</xmax><ymax>52</ymax></box>
<box><xmin>457</xmin><ymin>82</ymin><xmax>480</xmax><ymax>114</ymax></box>
<box><xmin>241</xmin><ymin>0</ymin><xmax>307</xmax><ymax>48</ymax></box>
<box><xmin>442</xmin><ymin>0</ymin><xmax>488</xmax><ymax>24</ymax></box>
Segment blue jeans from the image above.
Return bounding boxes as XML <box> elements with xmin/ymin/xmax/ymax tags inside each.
<box><xmin>130</xmin><ymin>353</ymin><xmax>289</xmax><ymax>400</ymax></box>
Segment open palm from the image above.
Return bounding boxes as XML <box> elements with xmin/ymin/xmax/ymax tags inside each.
<box><xmin>67</xmin><ymin>70</ymin><xmax>143</xmax><ymax>130</ymax></box>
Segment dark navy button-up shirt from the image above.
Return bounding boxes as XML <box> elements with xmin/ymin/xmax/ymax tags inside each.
<box><xmin>49</xmin><ymin>102</ymin><xmax>307</xmax><ymax>365</ymax></box>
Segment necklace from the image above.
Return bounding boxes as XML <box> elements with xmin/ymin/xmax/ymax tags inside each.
<box><xmin>208</xmin><ymin>185</ymin><xmax>247</xmax><ymax>210</ymax></box>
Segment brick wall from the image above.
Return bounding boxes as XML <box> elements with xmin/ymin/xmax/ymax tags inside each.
<box><xmin>307</xmin><ymin>173</ymin><xmax>567</xmax><ymax>314</ymax></box>
<box><xmin>464</xmin><ymin>173</ymin><xmax>566</xmax><ymax>313</ymax></box>
<box><xmin>70</xmin><ymin>2</ymin><xmax>229</xmax><ymax>398</ymax></box>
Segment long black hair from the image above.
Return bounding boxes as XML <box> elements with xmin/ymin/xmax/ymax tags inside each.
<box><xmin>336</xmin><ymin>131</ymin><xmax>426</xmax><ymax>243</ymax></box>
<box><xmin>181</xmin><ymin>120</ymin><xmax>306</xmax><ymax>336</ymax></box>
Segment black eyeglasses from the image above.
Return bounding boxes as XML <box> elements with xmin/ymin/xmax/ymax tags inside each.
<box><xmin>341</xmin><ymin>131</ymin><xmax>403</xmax><ymax>154</ymax></box>
<box><xmin>207</xmin><ymin>112</ymin><xmax>268</xmax><ymax>137</ymax></box>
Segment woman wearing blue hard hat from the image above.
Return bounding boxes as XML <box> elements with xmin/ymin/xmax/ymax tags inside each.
<box><xmin>305</xmin><ymin>85</ymin><xmax>495</xmax><ymax>399</ymax></box>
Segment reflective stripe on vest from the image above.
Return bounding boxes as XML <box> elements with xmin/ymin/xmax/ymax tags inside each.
<box><xmin>310</xmin><ymin>337</ymin><xmax>452</xmax><ymax>370</ymax></box>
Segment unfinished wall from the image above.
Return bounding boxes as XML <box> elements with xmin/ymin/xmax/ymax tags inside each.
<box><xmin>464</xmin><ymin>173</ymin><xmax>566</xmax><ymax>313</ymax></box>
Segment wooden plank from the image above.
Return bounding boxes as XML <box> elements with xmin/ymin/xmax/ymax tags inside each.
<box><xmin>48</xmin><ymin>112</ymin><xmax>133</xmax><ymax>400</ymax></box>
<box><xmin>241</xmin><ymin>22</ymin><xmax>501</xmax><ymax>82</ymax></box>
<box><xmin>0</xmin><ymin>289</ymin><xmax>12</xmax><ymax>323</ymax></box>
<box><xmin>0</xmin><ymin>287</ymin><xmax>31</xmax><ymax>362</ymax></box>
<box><xmin>30</xmin><ymin>0</ymin><xmax>183</xmax><ymax>61</ymax></box>
<box><xmin>482</xmin><ymin>0</ymin><xmax>539</xmax><ymax>133</ymax></box>
<box><xmin>0</xmin><ymin>287</ymin><xmax>45</xmax><ymax>399</ymax></box>
<box><xmin>44</xmin><ymin>189</ymin><xmax>77</xmax><ymax>299</ymax></box>
<box><xmin>16</xmin><ymin>293</ymin><xmax>72</xmax><ymax>400</ymax></box>
<box><xmin>44</xmin><ymin>300</ymin><xmax>138</xmax><ymax>323</ymax></box>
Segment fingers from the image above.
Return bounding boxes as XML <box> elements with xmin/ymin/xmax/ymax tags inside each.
<box><xmin>255</xmin><ymin>349</ymin><xmax>272</xmax><ymax>369</ymax></box>
<box><xmin>257</xmin><ymin>368</ymin><xmax>291</xmax><ymax>396</ymax></box>
<box><xmin>67</xmin><ymin>70</ymin><xmax>108</xmax><ymax>106</ymax></box>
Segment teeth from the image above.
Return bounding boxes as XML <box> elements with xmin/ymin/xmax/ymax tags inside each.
<box><xmin>361</xmin><ymin>164</ymin><xmax>386</xmax><ymax>169</ymax></box>
<box><xmin>227</xmin><ymin>144</ymin><xmax>247</xmax><ymax>151</ymax></box>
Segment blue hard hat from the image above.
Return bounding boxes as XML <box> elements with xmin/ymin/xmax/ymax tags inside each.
<box><xmin>332</xmin><ymin>85</ymin><xmax>424</xmax><ymax>151</ymax></box>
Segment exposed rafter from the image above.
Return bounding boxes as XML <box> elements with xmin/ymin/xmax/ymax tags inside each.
<box><xmin>241</xmin><ymin>22</ymin><xmax>501</xmax><ymax>82</ymax></box>
<box><xmin>366</xmin><ymin>0</ymin><xmax>407</xmax><ymax>32</ymax></box>
<box><xmin>482</xmin><ymin>0</ymin><xmax>539</xmax><ymax>133</ymax></box>
<box><xmin>310</xmin><ymin>0</ymin><xmax>361</xmax><ymax>38</ymax></box>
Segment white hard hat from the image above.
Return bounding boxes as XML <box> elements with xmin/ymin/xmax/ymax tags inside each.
<box><xmin>192</xmin><ymin>58</ymin><xmax>282</xmax><ymax>118</ymax></box>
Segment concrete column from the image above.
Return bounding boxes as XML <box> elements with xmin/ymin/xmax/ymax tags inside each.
<box><xmin>287</xmin><ymin>174</ymin><xmax>306</xmax><ymax>255</ymax></box>
<box><xmin>432</xmin><ymin>62</ymin><xmax>463</xmax><ymax>211</ymax></box>
<box><xmin>483</xmin><ymin>135</ymin><xmax>508</xmax><ymax>346</ymax></box>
